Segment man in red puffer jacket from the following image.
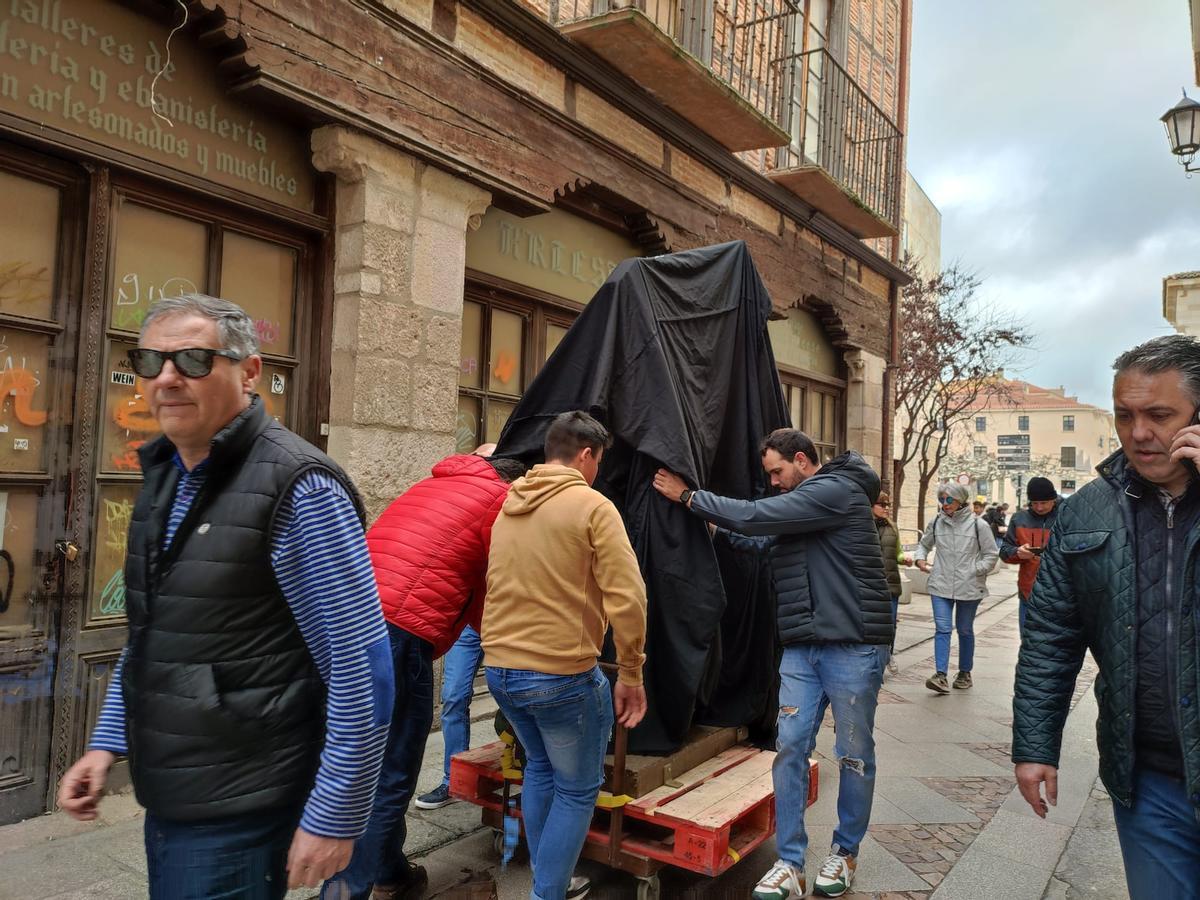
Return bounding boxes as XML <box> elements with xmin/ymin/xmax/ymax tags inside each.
<box><xmin>322</xmin><ymin>446</ymin><xmax>526</xmax><ymax>900</ymax></box>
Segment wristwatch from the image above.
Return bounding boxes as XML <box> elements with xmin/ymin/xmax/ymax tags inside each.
<box><xmin>679</xmin><ymin>488</ymin><xmax>693</xmax><ymax>505</ymax></box>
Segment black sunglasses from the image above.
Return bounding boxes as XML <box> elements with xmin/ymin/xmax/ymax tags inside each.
<box><xmin>127</xmin><ymin>347</ymin><xmax>244</xmax><ymax>379</ymax></box>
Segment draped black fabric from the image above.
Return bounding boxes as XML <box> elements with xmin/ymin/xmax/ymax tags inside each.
<box><xmin>494</xmin><ymin>241</ymin><xmax>789</xmax><ymax>752</ymax></box>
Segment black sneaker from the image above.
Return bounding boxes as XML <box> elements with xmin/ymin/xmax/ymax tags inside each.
<box><xmin>371</xmin><ymin>865</ymin><xmax>428</xmax><ymax>899</ymax></box>
<box><xmin>414</xmin><ymin>784</ymin><xmax>452</xmax><ymax>810</ymax></box>
<box><xmin>566</xmin><ymin>874</ymin><xmax>591</xmax><ymax>899</ymax></box>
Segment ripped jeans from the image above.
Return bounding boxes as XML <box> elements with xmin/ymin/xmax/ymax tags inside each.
<box><xmin>775</xmin><ymin>643</ymin><xmax>885</xmax><ymax>868</ymax></box>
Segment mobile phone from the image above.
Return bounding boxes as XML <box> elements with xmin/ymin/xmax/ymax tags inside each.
<box><xmin>1029</xmin><ymin>546</ymin><xmax>1044</xmax><ymax>556</ymax></box>
<box><xmin>1186</xmin><ymin>407</ymin><xmax>1200</xmax><ymax>480</ymax></box>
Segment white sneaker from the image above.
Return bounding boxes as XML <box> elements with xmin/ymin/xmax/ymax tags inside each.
<box><xmin>812</xmin><ymin>850</ymin><xmax>857</xmax><ymax>897</ymax></box>
<box><xmin>752</xmin><ymin>860</ymin><xmax>805</xmax><ymax>899</ymax></box>
<box><xmin>566</xmin><ymin>874</ymin><xmax>590</xmax><ymax>899</ymax></box>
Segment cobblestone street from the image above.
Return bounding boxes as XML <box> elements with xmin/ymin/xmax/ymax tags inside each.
<box><xmin>0</xmin><ymin>569</ymin><xmax>1126</xmax><ymax>899</ymax></box>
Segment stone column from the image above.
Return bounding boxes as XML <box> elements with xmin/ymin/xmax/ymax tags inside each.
<box><xmin>312</xmin><ymin>126</ymin><xmax>491</xmax><ymax>522</ymax></box>
<box><xmin>844</xmin><ymin>348</ymin><xmax>887</xmax><ymax>476</ymax></box>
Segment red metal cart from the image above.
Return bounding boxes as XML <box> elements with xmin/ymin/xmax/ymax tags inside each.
<box><xmin>450</xmin><ymin>722</ymin><xmax>818</xmax><ymax>899</ymax></box>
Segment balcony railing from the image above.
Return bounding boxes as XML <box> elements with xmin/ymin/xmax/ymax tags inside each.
<box><xmin>758</xmin><ymin>47</ymin><xmax>902</xmax><ymax>237</ymax></box>
<box><xmin>552</xmin><ymin>0</ymin><xmax>798</xmax><ymax>151</ymax></box>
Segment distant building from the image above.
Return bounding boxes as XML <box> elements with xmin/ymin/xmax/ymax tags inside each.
<box><xmin>896</xmin><ymin>376</ymin><xmax>1117</xmax><ymax>539</ymax></box>
<box><xmin>903</xmin><ymin>172</ymin><xmax>942</xmax><ymax>279</ymax></box>
<box><xmin>1164</xmin><ymin>271</ymin><xmax>1200</xmax><ymax>336</ymax></box>
<box><xmin>953</xmin><ymin>378</ymin><xmax>1117</xmax><ymax>499</ymax></box>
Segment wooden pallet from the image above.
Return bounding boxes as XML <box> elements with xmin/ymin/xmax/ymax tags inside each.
<box><xmin>450</xmin><ymin>741</ymin><xmax>818</xmax><ymax>878</ymax></box>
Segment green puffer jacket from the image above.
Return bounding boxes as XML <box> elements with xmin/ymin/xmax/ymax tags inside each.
<box><xmin>1012</xmin><ymin>451</ymin><xmax>1200</xmax><ymax>807</ymax></box>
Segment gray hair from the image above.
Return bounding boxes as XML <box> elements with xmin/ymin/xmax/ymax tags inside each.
<box><xmin>1112</xmin><ymin>334</ymin><xmax>1200</xmax><ymax>406</ymax></box>
<box><xmin>140</xmin><ymin>294</ymin><xmax>260</xmax><ymax>358</ymax></box>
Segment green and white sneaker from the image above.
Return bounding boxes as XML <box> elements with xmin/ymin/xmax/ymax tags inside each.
<box><xmin>752</xmin><ymin>860</ymin><xmax>805</xmax><ymax>899</ymax></box>
<box><xmin>812</xmin><ymin>849</ymin><xmax>857</xmax><ymax>897</ymax></box>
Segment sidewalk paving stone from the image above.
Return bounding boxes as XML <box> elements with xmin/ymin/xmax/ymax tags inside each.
<box><xmin>5</xmin><ymin>575</ymin><xmax>1124</xmax><ymax>899</ymax></box>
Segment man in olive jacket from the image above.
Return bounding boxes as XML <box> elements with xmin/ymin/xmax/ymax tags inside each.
<box><xmin>1013</xmin><ymin>335</ymin><xmax>1200</xmax><ymax>899</ymax></box>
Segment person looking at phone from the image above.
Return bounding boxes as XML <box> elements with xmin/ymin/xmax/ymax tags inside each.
<box><xmin>1013</xmin><ymin>335</ymin><xmax>1200</xmax><ymax>899</ymax></box>
<box><xmin>1000</xmin><ymin>477</ymin><xmax>1059</xmax><ymax>634</ymax></box>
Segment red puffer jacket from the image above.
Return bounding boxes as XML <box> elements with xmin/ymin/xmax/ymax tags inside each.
<box><xmin>367</xmin><ymin>454</ymin><xmax>510</xmax><ymax>657</ymax></box>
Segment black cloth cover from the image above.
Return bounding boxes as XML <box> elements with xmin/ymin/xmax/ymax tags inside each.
<box><xmin>494</xmin><ymin>240</ymin><xmax>789</xmax><ymax>752</ymax></box>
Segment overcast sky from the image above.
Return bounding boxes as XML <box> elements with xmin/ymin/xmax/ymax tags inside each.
<box><xmin>907</xmin><ymin>0</ymin><xmax>1200</xmax><ymax>408</ymax></box>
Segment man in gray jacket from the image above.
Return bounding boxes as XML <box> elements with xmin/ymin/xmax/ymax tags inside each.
<box><xmin>654</xmin><ymin>429</ymin><xmax>893</xmax><ymax>900</ymax></box>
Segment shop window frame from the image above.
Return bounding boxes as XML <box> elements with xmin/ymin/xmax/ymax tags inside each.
<box><xmin>778</xmin><ymin>364</ymin><xmax>846</xmax><ymax>463</ymax></box>
<box><xmin>86</xmin><ymin>175</ymin><xmax>324</xmax><ymax>632</ymax></box>
<box><xmin>459</xmin><ymin>274</ymin><xmax>583</xmax><ymax>451</ymax></box>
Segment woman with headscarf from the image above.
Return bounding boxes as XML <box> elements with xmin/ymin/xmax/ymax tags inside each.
<box><xmin>913</xmin><ymin>482</ymin><xmax>999</xmax><ymax>694</ymax></box>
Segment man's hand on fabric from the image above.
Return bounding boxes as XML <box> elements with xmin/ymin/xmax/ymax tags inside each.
<box><xmin>652</xmin><ymin>469</ymin><xmax>689</xmax><ymax>504</ymax></box>
<box><xmin>286</xmin><ymin>829</ymin><xmax>353</xmax><ymax>889</ymax></box>
<box><xmin>57</xmin><ymin>750</ymin><xmax>115</xmax><ymax>821</ymax></box>
<box><xmin>916</xmin><ymin>560</ymin><xmax>931</xmax><ymax>573</ymax></box>
<box><xmin>1014</xmin><ymin>762</ymin><xmax>1057</xmax><ymax>818</ymax></box>
<box><xmin>1016</xmin><ymin>544</ymin><xmax>1035</xmax><ymax>561</ymax></box>
<box><xmin>614</xmin><ymin>682</ymin><xmax>648</xmax><ymax>729</ymax></box>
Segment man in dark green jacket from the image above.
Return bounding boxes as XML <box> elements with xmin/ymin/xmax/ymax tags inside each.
<box><xmin>1013</xmin><ymin>335</ymin><xmax>1200</xmax><ymax>899</ymax></box>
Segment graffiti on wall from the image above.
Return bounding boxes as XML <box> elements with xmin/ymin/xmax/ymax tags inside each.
<box><xmin>96</xmin><ymin>496</ymin><xmax>133</xmax><ymax>617</ymax></box>
<box><xmin>110</xmin><ymin>391</ymin><xmax>157</xmax><ymax>471</ymax></box>
<box><xmin>113</xmin><ymin>274</ymin><xmax>198</xmax><ymax>331</ymax></box>
<box><xmin>0</xmin><ymin>368</ymin><xmax>47</xmax><ymax>428</ymax></box>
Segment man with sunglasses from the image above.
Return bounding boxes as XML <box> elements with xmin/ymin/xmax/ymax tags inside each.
<box><xmin>57</xmin><ymin>294</ymin><xmax>394</xmax><ymax>899</ymax></box>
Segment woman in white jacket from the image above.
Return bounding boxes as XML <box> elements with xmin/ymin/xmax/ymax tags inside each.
<box><xmin>914</xmin><ymin>482</ymin><xmax>999</xmax><ymax>694</ymax></box>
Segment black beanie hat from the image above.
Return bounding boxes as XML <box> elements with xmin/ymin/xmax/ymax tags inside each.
<box><xmin>1027</xmin><ymin>477</ymin><xmax>1057</xmax><ymax>502</ymax></box>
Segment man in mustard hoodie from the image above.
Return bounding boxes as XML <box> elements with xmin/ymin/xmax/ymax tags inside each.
<box><xmin>482</xmin><ymin>411</ymin><xmax>648</xmax><ymax>900</ymax></box>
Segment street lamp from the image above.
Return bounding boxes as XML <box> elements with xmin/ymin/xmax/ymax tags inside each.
<box><xmin>1162</xmin><ymin>89</ymin><xmax>1200</xmax><ymax>174</ymax></box>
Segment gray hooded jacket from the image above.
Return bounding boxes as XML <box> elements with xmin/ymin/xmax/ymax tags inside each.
<box><xmin>915</xmin><ymin>504</ymin><xmax>998</xmax><ymax>601</ymax></box>
<box><xmin>690</xmin><ymin>452</ymin><xmax>894</xmax><ymax>646</ymax></box>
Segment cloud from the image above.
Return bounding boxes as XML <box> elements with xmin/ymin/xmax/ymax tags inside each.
<box><xmin>907</xmin><ymin>0</ymin><xmax>1200</xmax><ymax>411</ymax></box>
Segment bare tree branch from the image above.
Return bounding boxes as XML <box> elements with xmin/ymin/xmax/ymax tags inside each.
<box><xmin>893</xmin><ymin>253</ymin><xmax>1032</xmax><ymax>529</ymax></box>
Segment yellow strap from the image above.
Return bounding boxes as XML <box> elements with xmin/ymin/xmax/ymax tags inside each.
<box><xmin>595</xmin><ymin>791</ymin><xmax>633</xmax><ymax>809</ymax></box>
<box><xmin>727</xmin><ymin>847</ymin><xmax>742</xmax><ymax>864</ymax></box>
<box><xmin>500</xmin><ymin>768</ymin><xmax>524</xmax><ymax>780</ymax></box>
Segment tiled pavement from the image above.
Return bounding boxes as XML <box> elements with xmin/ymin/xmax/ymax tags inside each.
<box><xmin>0</xmin><ymin>567</ymin><xmax>1124</xmax><ymax>898</ymax></box>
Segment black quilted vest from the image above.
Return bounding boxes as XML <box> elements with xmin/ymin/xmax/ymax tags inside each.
<box><xmin>121</xmin><ymin>397</ymin><xmax>366</xmax><ymax>822</ymax></box>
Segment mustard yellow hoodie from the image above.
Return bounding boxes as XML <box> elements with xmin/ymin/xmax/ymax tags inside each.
<box><xmin>482</xmin><ymin>464</ymin><xmax>647</xmax><ymax>686</ymax></box>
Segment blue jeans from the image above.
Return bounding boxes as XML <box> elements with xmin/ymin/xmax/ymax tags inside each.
<box><xmin>440</xmin><ymin>625</ymin><xmax>483</xmax><ymax>787</ymax></box>
<box><xmin>145</xmin><ymin>809</ymin><xmax>298</xmax><ymax>899</ymax></box>
<box><xmin>486</xmin><ymin>665</ymin><xmax>614</xmax><ymax>900</ymax></box>
<box><xmin>1112</xmin><ymin>768</ymin><xmax>1200</xmax><ymax>899</ymax></box>
<box><xmin>323</xmin><ymin>624</ymin><xmax>434</xmax><ymax>900</ymax></box>
<box><xmin>774</xmin><ymin>644</ymin><xmax>885</xmax><ymax>867</ymax></box>
<box><xmin>1018</xmin><ymin>590</ymin><xmax>1029</xmax><ymax>636</ymax></box>
<box><xmin>931</xmin><ymin>596</ymin><xmax>979</xmax><ymax>674</ymax></box>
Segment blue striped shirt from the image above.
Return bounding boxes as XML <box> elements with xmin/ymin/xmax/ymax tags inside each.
<box><xmin>88</xmin><ymin>456</ymin><xmax>393</xmax><ymax>839</ymax></box>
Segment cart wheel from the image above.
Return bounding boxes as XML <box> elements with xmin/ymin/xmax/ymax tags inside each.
<box><xmin>491</xmin><ymin>828</ymin><xmax>504</xmax><ymax>856</ymax></box>
<box><xmin>635</xmin><ymin>874</ymin><xmax>661</xmax><ymax>900</ymax></box>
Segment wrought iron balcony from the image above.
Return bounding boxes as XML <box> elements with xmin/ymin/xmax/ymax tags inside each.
<box><xmin>552</xmin><ymin>0</ymin><xmax>797</xmax><ymax>152</ymax></box>
<box><xmin>757</xmin><ymin>47</ymin><xmax>902</xmax><ymax>238</ymax></box>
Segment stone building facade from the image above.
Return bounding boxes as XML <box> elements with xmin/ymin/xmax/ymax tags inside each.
<box><xmin>0</xmin><ymin>0</ymin><xmax>910</xmax><ymax>821</ymax></box>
